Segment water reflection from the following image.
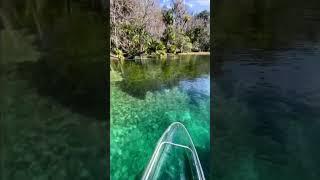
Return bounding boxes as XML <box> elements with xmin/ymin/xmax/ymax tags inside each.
<box><xmin>213</xmin><ymin>0</ymin><xmax>320</xmax><ymax>179</ymax></box>
<box><xmin>1</xmin><ymin>0</ymin><xmax>106</xmax><ymax>119</ymax></box>
<box><xmin>111</xmin><ymin>55</ymin><xmax>210</xmax><ymax>98</ymax></box>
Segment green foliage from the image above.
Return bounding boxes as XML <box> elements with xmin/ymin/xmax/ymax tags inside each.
<box><xmin>175</xmin><ymin>32</ymin><xmax>192</xmax><ymax>53</ymax></box>
<box><xmin>147</xmin><ymin>39</ymin><xmax>165</xmax><ymax>58</ymax></box>
<box><xmin>185</xmin><ymin>10</ymin><xmax>210</xmax><ymax>52</ymax></box>
<box><xmin>191</xmin><ymin>41</ymin><xmax>200</xmax><ymax>52</ymax></box>
<box><xmin>156</xmin><ymin>41</ymin><xmax>166</xmax><ymax>51</ymax></box>
<box><xmin>162</xmin><ymin>9</ymin><xmax>174</xmax><ymax>25</ymax></box>
<box><xmin>122</xmin><ymin>24</ymin><xmax>152</xmax><ymax>57</ymax></box>
<box><xmin>167</xmin><ymin>44</ymin><xmax>177</xmax><ymax>53</ymax></box>
<box><xmin>198</xmin><ymin>33</ymin><xmax>210</xmax><ymax>51</ymax></box>
<box><xmin>162</xmin><ymin>25</ymin><xmax>178</xmax><ymax>53</ymax></box>
<box><xmin>115</xmin><ymin>48</ymin><xmax>125</xmax><ymax>61</ymax></box>
<box><xmin>156</xmin><ymin>49</ymin><xmax>167</xmax><ymax>59</ymax></box>
<box><xmin>186</xmin><ymin>27</ymin><xmax>209</xmax><ymax>52</ymax></box>
<box><xmin>147</xmin><ymin>39</ymin><xmax>166</xmax><ymax>53</ymax></box>
<box><xmin>111</xmin><ymin>2</ymin><xmax>210</xmax><ymax>59</ymax></box>
<box><xmin>147</xmin><ymin>39</ymin><xmax>166</xmax><ymax>58</ymax></box>
<box><xmin>162</xmin><ymin>26</ymin><xmax>176</xmax><ymax>44</ymax></box>
<box><xmin>183</xmin><ymin>42</ymin><xmax>193</xmax><ymax>52</ymax></box>
<box><xmin>186</xmin><ymin>27</ymin><xmax>202</xmax><ymax>44</ymax></box>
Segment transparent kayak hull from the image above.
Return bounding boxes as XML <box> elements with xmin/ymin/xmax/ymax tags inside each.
<box><xmin>142</xmin><ymin>122</ymin><xmax>205</xmax><ymax>180</ymax></box>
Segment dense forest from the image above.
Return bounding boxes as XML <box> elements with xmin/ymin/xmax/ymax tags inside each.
<box><xmin>110</xmin><ymin>0</ymin><xmax>210</xmax><ymax>60</ymax></box>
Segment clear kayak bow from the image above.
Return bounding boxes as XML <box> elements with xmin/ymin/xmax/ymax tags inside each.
<box><xmin>141</xmin><ymin>122</ymin><xmax>205</xmax><ymax>180</ymax></box>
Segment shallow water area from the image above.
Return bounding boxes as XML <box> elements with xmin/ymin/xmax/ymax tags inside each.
<box><xmin>110</xmin><ymin>55</ymin><xmax>210</xmax><ymax>179</ymax></box>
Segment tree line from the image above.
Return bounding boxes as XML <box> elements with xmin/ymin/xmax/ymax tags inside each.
<box><xmin>110</xmin><ymin>0</ymin><xmax>210</xmax><ymax>59</ymax></box>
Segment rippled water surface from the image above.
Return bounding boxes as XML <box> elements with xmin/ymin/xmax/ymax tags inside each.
<box><xmin>213</xmin><ymin>0</ymin><xmax>320</xmax><ymax>179</ymax></box>
<box><xmin>110</xmin><ymin>56</ymin><xmax>210</xmax><ymax>179</ymax></box>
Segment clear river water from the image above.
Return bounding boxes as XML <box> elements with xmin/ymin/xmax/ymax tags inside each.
<box><xmin>110</xmin><ymin>55</ymin><xmax>210</xmax><ymax>179</ymax></box>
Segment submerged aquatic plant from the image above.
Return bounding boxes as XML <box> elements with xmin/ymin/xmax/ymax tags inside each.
<box><xmin>110</xmin><ymin>82</ymin><xmax>209</xmax><ymax>179</ymax></box>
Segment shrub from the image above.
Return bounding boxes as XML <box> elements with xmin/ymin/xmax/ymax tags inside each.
<box><xmin>121</xmin><ymin>24</ymin><xmax>153</xmax><ymax>57</ymax></box>
<box><xmin>147</xmin><ymin>39</ymin><xmax>166</xmax><ymax>54</ymax></box>
<box><xmin>167</xmin><ymin>44</ymin><xmax>177</xmax><ymax>54</ymax></box>
<box><xmin>162</xmin><ymin>26</ymin><xmax>175</xmax><ymax>46</ymax></box>
<box><xmin>175</xmin><ymin>33</ymin><xmax>193</xmax><ymax>53</ymax></box>
<box><xmin>155</xmin><ymin>50</ymin><xmax>166</xmax><ymax>59</ymax></box>
<box><xmin>115</xmin><ymin>48</ymin><xmax>125</xmax><ymax>61</ymax></box>
<box><xmin>182</xmin><ymin>42</ymin><xmax>193</xmax><ymax>52</ymax></box>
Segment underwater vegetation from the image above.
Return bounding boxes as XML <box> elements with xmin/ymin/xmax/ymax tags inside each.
<box><xmin>110</xmin><ymin>56</ymin><xmax>210</xmax><ymax>179</ymax></box>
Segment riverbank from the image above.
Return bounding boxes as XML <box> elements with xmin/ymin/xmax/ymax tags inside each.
<box><xmin>110</xmin><ymin>52</ymin><xmax>210</xmax><ymax>61</ymax></box>
<box><xmin>178</xmin><ymin>52</ymin><xmax>210</xmax><ymax>55</ymax></box>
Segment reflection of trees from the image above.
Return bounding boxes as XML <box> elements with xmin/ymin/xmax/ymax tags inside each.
<box><xmin>1</xmin><ymin>0</ymin><xmax>106</xmax><ymax>119</ymax></box>
<box><xmin>214</xmin><ymin>0</ymin><xmax>320</xmax><ymax>48</ymax></box>
<box><xmin>111</xmin><ymin>56</ymin><xmax>210</xmax><ymax>98</ymax></box>
<box><xmin>1</xmin><ymin>0</ymin><xmax>105</xmax><ymax>44</ymax></box>
<box><xmin>213</xmin><ymin>0</ymin><xmax>320</xmax><ymax>76</ymax></box>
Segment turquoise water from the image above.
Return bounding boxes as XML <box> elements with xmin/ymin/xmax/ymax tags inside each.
<box><xmin>110</xmin><ymin>56</ymin><xmax>210</xmax><ymax>179</ymax></box>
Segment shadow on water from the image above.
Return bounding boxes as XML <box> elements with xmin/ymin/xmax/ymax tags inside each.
<box><xmin>17</xmin><ymin>54</ymin><xmax>106</xmax><ymax>120</ymax></box>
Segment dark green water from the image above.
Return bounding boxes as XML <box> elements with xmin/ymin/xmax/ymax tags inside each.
<box><xmin>0</xmin><ymin>1</ymin><xmax>107</xmax><ymax>179</ymax></box>
<box><xmin>110</xmin><ymin>56</ymin><xmax>210</xmax><ymax>179</ymax></box>
<box><xmin>213</xmin><ymin>0</ymin><xmax>320</xmax><ymax>179</ymax></box>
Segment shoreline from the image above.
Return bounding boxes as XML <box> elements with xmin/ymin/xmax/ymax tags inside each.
<box><xmin>177</xmin><ymin>52</ymin><xmax>210</xmax><ymax>55</ymax></box>
<box><xmin>110</xmin><ymin>52</ymin><xmax>210</xmax><ymax>61</ymax></box>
